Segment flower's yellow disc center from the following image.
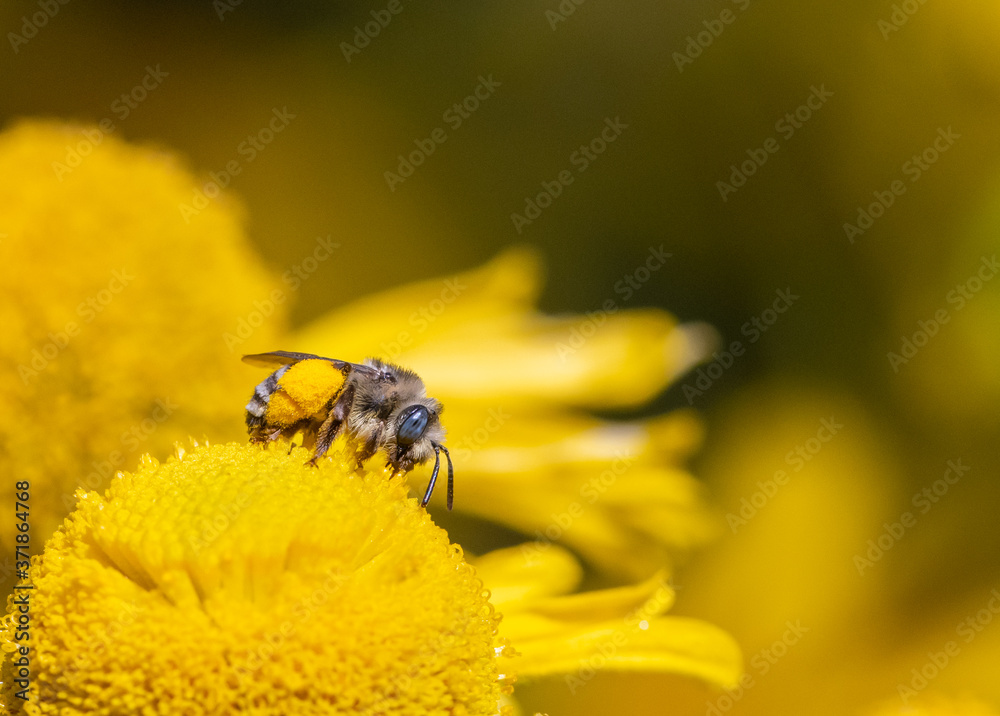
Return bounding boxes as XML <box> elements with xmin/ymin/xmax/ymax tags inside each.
<box><xmin>1</xmin><ymin>443</ymin><xmax>502</xmax><ymax>715</ymax></box>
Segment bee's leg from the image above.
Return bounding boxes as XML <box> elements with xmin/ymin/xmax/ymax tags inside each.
<box><xmin>386</xmin><ymin>442</ymin><xmax>420</xmax><ymax>480</ymax></box>
<box><xmin>248</xmin><ymin>427</ymin><xmax>282</xmax><ymax>444</ymax></box>
<box><xmin>307</xmin><ymin>384</ymin><xmax>355</xmax><ymax>467</ymax></box>
<box><xmin>356</xmin><ymin>426</ymin><xmax>384</xmax><ymax>469</ymax></box>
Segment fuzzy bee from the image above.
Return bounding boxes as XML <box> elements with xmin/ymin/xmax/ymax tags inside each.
<box><xmin>243</xmin><ymin>350</ymin><xmax>453</xmax><ymax>509</ymax></box>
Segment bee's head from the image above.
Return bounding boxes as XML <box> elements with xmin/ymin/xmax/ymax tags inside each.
<box><xmin>390</xmin><ymin>401</ymin><xmax>452</xmax><ymax>510</ymax></box>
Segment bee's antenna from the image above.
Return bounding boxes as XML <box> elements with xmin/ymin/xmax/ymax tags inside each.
<box><xmin>440</xmin><ymin>444</ymin><xmax>454</xmax><ymax>511</ymax></box>
<box><xmin>423</xmin><ymin>443</ymin><xmax>454</xmax><ymax>511</ymax></box>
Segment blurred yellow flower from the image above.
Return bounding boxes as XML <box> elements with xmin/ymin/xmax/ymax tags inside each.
<box><xmin>667</xmin><ymin>384</ymin><xmax>1000</xmax><ymax>716</ymax></box>
<box><xmin>866</xmin><ymin>695</ymin><xmax>1000</xmax><ymax>716</ymax></box>
<box><xmin>887</xmin><ymin>180</ymin><xmax>1000</xmax><ymax>433</ymax></box>
<box><xmin>0</xmin><ymin>120</ymin><xmax>286</xmax><ymax>588</ymax></box>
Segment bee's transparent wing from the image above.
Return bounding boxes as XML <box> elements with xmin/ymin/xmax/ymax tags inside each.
<box><xmin>242</xmin><ymin>350</ymin><xmax>333</xmax><ymax>368</ymax></box>
<box><xmin>242</xmin><ymin>350</ymin><xmax>380</xmax><ymax>377</ymax></box>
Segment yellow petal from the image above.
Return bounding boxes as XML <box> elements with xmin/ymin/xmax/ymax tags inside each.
<box><xmin>440</xmin><ymin>408</ymin><xmax>704</xmax><ymax>472</ymax></box>
<box><xmin>293</xmin><ymin>245</ymin><xmax>543</xmax><ymax>355</ymax></box>
<box><xmin>474</xmin><ymin>545</ymin><xmax>583</xmax><ymax>607</ymax></box>
<box><xmin>509</xmin><ymin>615</ymin><xmax>742</xmax><ymax>690</ymax></box>
<box><xmin>435</xmin><ymin>459</ymin><xmax>715</xmax><ymax>579</ymax></box>
<box><xmin>403</xmin><ymin>314</ymin><xmax>708</xmax><ymax>409</ymax></box>
<box><xmin>525</xmin><ymin>570</ymin><xmax>675</xmax><ymax>623</ymax></box>
<box><xmin>292</xmin><ymin>246</ymin><xmax>710</xmax><ymax>409</ymax></box>
<box><xmin>496</xmin><ymin>569</ymin><xmax>674</xmax><ymax>645</ymax></box>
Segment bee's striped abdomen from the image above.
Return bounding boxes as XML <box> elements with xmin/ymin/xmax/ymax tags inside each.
<box><xmin>245</xmin><ymin>365</ymin><xmax>289</xmax><ymax>428</ymax></box>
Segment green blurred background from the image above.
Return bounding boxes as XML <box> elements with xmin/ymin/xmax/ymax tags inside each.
<box><xmin>4</xmin><ymin>1</ymin><xmax>1000</xmax><ymax>713</ymax></box>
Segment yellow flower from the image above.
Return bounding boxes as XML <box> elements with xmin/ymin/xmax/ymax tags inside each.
<box><xmin>0</xmin><ymin>120</ymin><xmax>285</xmax><ymax>589</ymax></box>
<box><xmin>291</xmin><ymin>247</ymin><xmax>718</xmax><ymax>580</ymax></box>
<box><xmin>1</xmin><ymin>442</ymin><xmax>505</xmax><ymax>714</ymax></box>
<box><xmin>665</xmin><ymin>385</ymin><xmax>1000</xmax><ymax>716</ymax></box>
<box><xmin>0</xmin><ymin>442</ymin><xmax>741</xmax><ymax>715</ymax></box>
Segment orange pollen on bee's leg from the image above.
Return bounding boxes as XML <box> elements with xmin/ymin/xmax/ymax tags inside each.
<box><xmin>275</xmin><ymin>360</ymin><xmax>347</xmax><ymax>418</ymax></box>
<box><xmin>266</xmin><ymin>391</ymin><xmax>305</xmax><ymax>427</ymax></box>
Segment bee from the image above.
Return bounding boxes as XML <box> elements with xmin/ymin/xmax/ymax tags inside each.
<box><xmin>243</xmin><ymin>350</ymin><xmax>453</xmax><ymax>509</ymax></box>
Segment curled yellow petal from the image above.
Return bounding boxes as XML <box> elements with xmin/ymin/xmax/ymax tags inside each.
<box><xmin>509</xmin><ymin>615</ymin><xmax>742</xmax><ymax>689</ymax></box>
<box><xmin>475</xmin><ymin>544</ymin><xmax>583</xmax><ymax>607</ymax></box>
<box><xmin>477</xmin><ymin>546</ymin><xmax>742</xmax><ymax>693</ymax></box>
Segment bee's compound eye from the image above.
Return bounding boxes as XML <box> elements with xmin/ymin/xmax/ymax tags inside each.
<box><xmin>397</xmin><ymin>405</ymin><xmax>430</xmax><ymax>445</ymax></box>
